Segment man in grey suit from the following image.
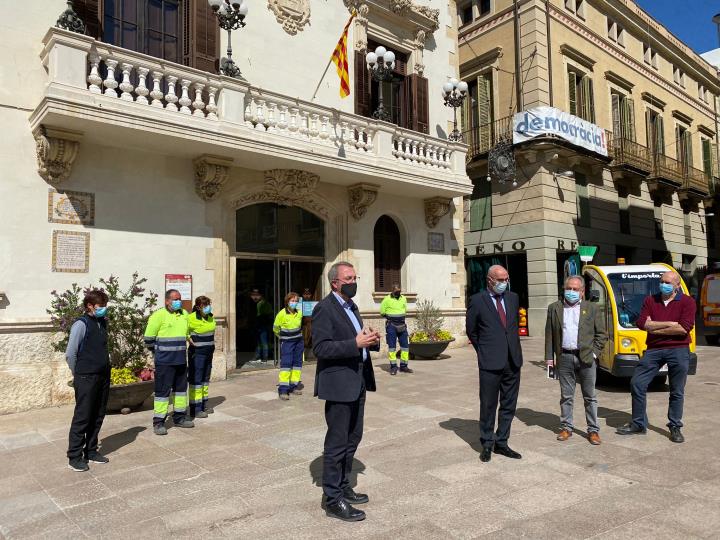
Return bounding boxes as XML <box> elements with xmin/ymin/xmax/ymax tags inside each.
<box><xmin>545</xmin><ymin>275</ymin><xmax>608</xmax><ymax>445</ymax></box>
<box><xmin>466</xmin><ymin>264</ymin><xmax>524</xmax><ymax>463</ymax></box>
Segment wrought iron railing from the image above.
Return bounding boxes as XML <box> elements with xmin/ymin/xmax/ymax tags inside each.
<box><xmin>611</xmin><ymin>137</ymin><xmax>652</xmax><ymax>173</ymax></box>
<box><xmin>682</xmin><ymin>165</ymin><xmax>710</xmax><ymax>195</ymax></box>
<box><xmin>463</xmin><ymin>115</ymin><xmax>513</xmax><ymax>161</ymax></box>
<box><xmin>650</xmin><ymin>153</ymin><xmax>684</xmax><ymax>185</ymax></box>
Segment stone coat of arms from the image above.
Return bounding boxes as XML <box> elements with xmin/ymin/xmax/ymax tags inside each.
<box><xmin>268</xmin><ymin>0</ymin><xmax>311</xmax><ymax>35</ymax></box>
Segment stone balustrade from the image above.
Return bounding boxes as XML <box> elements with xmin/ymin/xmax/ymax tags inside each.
<box><xmin>33</xmin><ymin>28</ymin><xmax>470</xmax><ymax>193</ymax></box>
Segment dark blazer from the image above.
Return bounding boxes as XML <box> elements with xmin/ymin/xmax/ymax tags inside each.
<box><xmin>545</xmin><ymin>300</ymin><xmax>607</xmax><ymax>366</ymax></box>
<box><xmin>312</xmin><ymin>293</ymin><xmax>377</xmax><ymax>402</ymax></box>
<box><xmin>466</xmin><ymin>290</ymin><xmax>523</xmax><ymax>370</ymax></box>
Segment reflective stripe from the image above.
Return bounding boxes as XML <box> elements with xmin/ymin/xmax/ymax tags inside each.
<box><xmin>189</xmin><ymin>385</ymin><xmax>203</xmax><ymax>404</ymax></box>
<box><xmin>154</xmin><ymin>398</ymin><xmax>169</xmax><ymax>417</ymax></box>
<box><xmin>290</xmin><ymin>368</ymin><xmax>302</xmax><ymax>384</ymax></box>
<box><xmin>173</xmin><ymin>392</ymin><xmax>188</xmax><ymax>412</ymax></box>
<box><xmin>191</xmin><ymin>331</ymin><xmax>215</xmax><ymax>338</ymax></box>
<box><xmin>279</xmin><ymin>328</ymin><xmax>302</xmax><ymax>336</ymax></box>
<box><xmin>400</xmin><ymin>350</ymin><xmax>409</xmax><ymax>361</ymax></box>
<box><xmin>157</xmin><ymin>345</ymin><xmax>187</xmax><ymax>351</ymax></box>
<box><xmin>156</xmin><ymin>337</ymin><xmax>186</xmax><ymax>343</ymax></box>
<box><xmin>154</xmin><ymin>396</ymin><xmax>170</xmax><ymax>402</ymax></box>
<box><xmin>202</xmin><ymin>384</ymin><xmax>209</xmax><ymax>400</ymax></box>
<box><xmin>278</xmin><ymin>335</ymin><xmax>302</xmax><ymax>341</ymax></box>
<box><xmin>278</xmin><ymin>368</ymin><xmax>291</xmax><ymax>385</ymax></box>
<box><xmin>193</xmin><ymin>341</ymin><xmax>215</xmax><ymax>347</ymax></box>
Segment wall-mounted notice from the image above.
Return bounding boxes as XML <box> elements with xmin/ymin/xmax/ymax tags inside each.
<box><xmin>52</xmin><ymin>230</ymin><xmax>90</xmax><ymax>273</ymax></box>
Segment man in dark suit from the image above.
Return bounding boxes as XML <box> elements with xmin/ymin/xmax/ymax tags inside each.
<box><xmin>466</xmin><ymin>264</ymin><xmax>524</xmax><ymax>462</ymax></box>
<box><xmin>545</xmin><ymin>275</ymin><xmax>607</xmax><ymax>445</ymax></box>
<box><xmin>312</xmin><ymin>261</ymin><xmax>380</xmax><ymax>522</ymax></box>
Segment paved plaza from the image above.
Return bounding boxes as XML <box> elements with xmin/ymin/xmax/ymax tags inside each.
<box><xmin>1</xmin><ymin>337</ymin><xmax>720</xmax><ymax>539</ymax></box>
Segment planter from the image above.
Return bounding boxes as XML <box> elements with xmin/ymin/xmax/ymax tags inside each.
<box><xmin>409</xmin><ymin>338</ymin><xmax>455</xmax><ymax>359</ymax></box>
<box><xmin>107</xmin><ymin>380</ymin><xmax>154</xmax><ymax>414</ymax></box>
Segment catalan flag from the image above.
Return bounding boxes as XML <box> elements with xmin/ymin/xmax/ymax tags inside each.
<box><xmin>330</xmin><ymin>12</ymin><xmax>355</xmax><ymax>98</ymax></box>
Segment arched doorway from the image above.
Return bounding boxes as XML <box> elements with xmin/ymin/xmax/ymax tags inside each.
<box><xmin>235</xmin><ymin>203</ymin><xmax>325</xmax><ymax>368</ymax></box>
<box><xmin>374</xmin><ymin>215</ymin><xmax>402</xmax><ymax>292</ymax></box>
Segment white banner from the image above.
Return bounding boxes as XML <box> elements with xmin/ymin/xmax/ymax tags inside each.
<box><xmin>513</xmin><ymin>106</ymin><xmax>608</xmax><ymax>157</ymax></box>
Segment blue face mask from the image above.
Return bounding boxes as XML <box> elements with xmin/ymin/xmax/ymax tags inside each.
<box><xmin>492</xmin><ymin>281</ymin><xmax>508</xmax><ymax>295</ymax></box>
<box><xmin>289</xmin><ymin>301</ymin><xmax>299</xmax><ymax>310</ymax></box>
<box><xmin>202</xmin><ymin>305</ymin><xmax>212</xmax><ymax>315</ymax></box>
<box><xmin>659</xmin><ymin>282</ymin><xmax>675</xmax><ymax>296</ymax></box>
<box><xmin>94</xmin><ymin>306</ymin><xmax>107</xmax><ymax>318</ymax></box>
<box><xmin>564</xmin><ymin>290</ymin><xmax>580</xmax><ymax>304</ymax></box>
<box><xmin>170</xmin><ymin>299</ymin><xmax>182</xmax><ymax>311</ymax></box>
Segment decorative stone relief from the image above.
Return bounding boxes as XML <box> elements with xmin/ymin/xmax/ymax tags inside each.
<box><xmin>34</xmin><ymin>127</ymin><xmax>83</xmax><ymax>184</ymax></box>
<box><xmin>232</xmin><ymin>169</ymin><xmax>326</xmax><ymax>217</ymax></box>
<box><xmin>413</xmin><ymin>29</ymin><xmax>426</xmax><ymax>75</ymax></box>
<box><xmin>267</xmin><ymin>0</ymin><xmax>311</xmax><ymax>35</ymax></box>
<box><xmin>354</xmin><ymin>3</ymin><xmax>370</xmax><ymax>51</ymax></box>
<box><xmin>193</xmin><ymin>155</ymin><xmax>234</xmax><ymax>201</ymax></box>
<box><xmin>413</xmin><ymin>5</ymin><xmax>439</xmax><ymax>30</ymax></box>
<box><xmin>390</xmin><ymin>0</ymin><xmax>413</xmax><ymax>13</ymax></box>
<box><xmin>348</xmin><ymin>183</ymin><xmax>380</xmax><ymax>220</ymax></box>
<box><xmin>424</xmin><ymin>197</ymin><xmax>452</xmax><ymax>228</ymax></box>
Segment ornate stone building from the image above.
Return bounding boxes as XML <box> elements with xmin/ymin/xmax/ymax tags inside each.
<box><xmin>0</xmin><ymin>0</ymin><xmax>470</xmax><ymax>413</ymax></box>
<box><xmin>458</xmin><ymin>0</ymin><xmax>720</xmax><ymax>333</ymax></box>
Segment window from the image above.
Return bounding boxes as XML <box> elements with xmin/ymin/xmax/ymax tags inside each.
<box><xmin>611</xmin><ymin>91</ymin><xmax>635</xmax><ymax>141</ymax></box>
<box><xmin>460</xmin><ymin>3</ymin><xmax>473</xmax><ymax>25</ymax></box>
<box><xmin>480</xmin><ymin>0</ymin><xmax>491</xmax><ymax>16</ymax></box>
<box><xmin>374</xmin><ymin>216</ymin><xmax>402</xmax><ymax>292</ymax></box>
<box><xmin>698</xmin><ymin>84</ymin><xmax>708</xmax><ymax>104</ymax></box>
<box><xmin>607</xmin><ymin>18</ymin><xmax>624</xmax><ymax>46</ymax></box>
<box><xmin>643</xmin><ymin>45</ymin><xmax>658</xmax><ymax>69</ymax></box>
<box><xmin>568</xmin><ymin>68</ymin><xmax>594</xmax><ymax>122</ymax></box>
<box><xmin>468</xmin><ymin>178</ymin><xmax>492</xmax><ymax>231</ymax></box>
<box><xmin>458</xmin><ymin>0</ymin><xmax>489</xmax><ymax>25</ymax></box>
<box><xmin>675</xmin><ymin>125</ymin><xmax>692</xmax><ymax>171</ymax></box>
<box><xmin>355</xmin><ymin>43</ymin><xmax>429</xmax><ymax>133</ymax></box>
<box><xmin>575</xmin><ymin>172</ymin><xmax>591</xmax><ymax>227</ymax></box>
<box><xmin>673</xmin><ymin>66</ymin><xmax>686</xmax><ymax>88</ymax></box>
<box><xmin>104</xmin><ymin>0</ymin><xmax>181</xmax><ymax>63</ymax></box>
<box><xmin>462</xmin><ymin>72</ymin><xmax>493</xmax><ymax>149</ymax></box>
<box><xmin>645</xmin><ymin>109</ymin><xmax>665</xmax><ymax>155</ymax></box>
<box><xmin>565</xmin><ymin>0</ymin><xmax>585</xmax><ymax>18</ymax></box>
<box><xmin>683</xmin><ymin>211</ymin><xmax>692</xmax><ymax>245</ymax></box>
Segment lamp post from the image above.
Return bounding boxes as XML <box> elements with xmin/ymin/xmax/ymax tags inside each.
<box><xmin>208</xmin><ymin>0</ymin><xmax>248</xmax><ymax>79</ymax></box>
<box><xmin>56</xmin><ymin>0</ymin><xmax>86</xmax><ymax>34</ymax></box>
<box><xmin>366</xmin><ymin>46</ymin><xmax>396</xmax><ymax>122</ymax></box>
<box><xmin>442</xmin><ymin>78</ymin><xmax>468</xmax><ymax>142</ymax></box>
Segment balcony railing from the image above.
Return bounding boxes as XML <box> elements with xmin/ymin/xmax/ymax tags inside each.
<box><xmin>463</xmin><ymin>115</ymin><xmax>513</xmax><ymax>161</ymax></box>
<box><xmin>681</xmin><ymin>165</ymin><xmax>710</xmax><ymax>195</ymax></box>
<box><xmin>32</xmin><ymin>28</ymin><xmax>469</xmax><ymax>192</ymax></box>
<box><xmin>649</xmin><ymin>153</ymin><xmax>684</xmax><ymax>185</ymax></box>
<box><xmin>611</xmin><ymin>137</ymin><xmax>652</xmax><ymax>174</ymax></box>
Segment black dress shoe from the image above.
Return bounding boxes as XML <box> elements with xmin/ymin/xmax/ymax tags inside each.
<box><xmin>480</xmin><ymin>447</ymin><xmax>492</xmax><ymax>462</ymax></box>
<box><xmin>616</xmin><ymin>423</ymin><xmax>647</xmax><ymax>435</ymax></box>
<box><xmin>493</xmin><ymin>445</ymin><xmax>522</xmax><ymax>459</ymax></box>
<box><xmin>343</xmin><ymin>487</ymin><xmax>369</xmax><ymax>504</ymax></box>
<box><xmin>325</xmin><ymin>499</ymin><xmax>366</xmax><ymax>522</ymax></box>
<box><xmin>669</xmin><ymin>426</ymin><xmax>685</xmax><ymax>443</ymax></box>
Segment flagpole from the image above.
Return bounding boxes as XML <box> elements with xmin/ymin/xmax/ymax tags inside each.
<box><xmin>310</xmin><ymin>11</ymin><xmax>356</xmax><ymax>102</ymax></box>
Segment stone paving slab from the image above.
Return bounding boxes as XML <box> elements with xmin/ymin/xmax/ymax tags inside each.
<box><xmin>1</xmin><ymin>337</ymin><xmax>719</xmax><ymax>539</ymax></box>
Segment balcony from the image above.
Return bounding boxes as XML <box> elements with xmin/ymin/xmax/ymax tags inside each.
<box><xmin>678</xmin><ymin>165</ymin><xmax>711</xmax><ymax>204</ymax></box>
<box><xmin>30</xmin><ymin>28</ymin><xmax>470</xmax><ymax>198</ymax></box>
<box><xmin>609</xmin><ymin>137</ymin><xmax>653</xmax><ymax>189</ymax></box>
<box><xmin>647</xmin><ymin>153</ymin><xmax>684</xmax><ymax>199</ymax></box>
<box><xmin>463</xmin><ymin>116</ymin><xmax>513</xmax><ymax>163</ymax></box>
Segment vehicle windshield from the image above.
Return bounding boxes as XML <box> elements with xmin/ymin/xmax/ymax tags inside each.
<box><xmin>607</xmin><ymin>271</ymin><xmax>665</xmax><ymax>328</ymax></box>
<box><xmin>707</xmin><ymin>279</ymin><xmax>720</xmax><ymax>304</ymax></box>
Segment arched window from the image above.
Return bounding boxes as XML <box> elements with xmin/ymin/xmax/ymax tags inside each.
<box><xmin>374</xmin><ymin>215</ymin><xmax>401</xmax><ymax>292</ymax></box>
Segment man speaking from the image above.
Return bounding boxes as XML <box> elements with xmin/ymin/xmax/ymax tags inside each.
<box><xmin>312</xmin><ymin>261</ymin><xmax>380</xmax><ymax>521</ymax></box>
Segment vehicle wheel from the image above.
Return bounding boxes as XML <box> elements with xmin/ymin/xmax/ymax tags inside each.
<box><xmin>705</xmin><ymin>334</ymin><xmax>719</xmax><ymax>346</ymax></box>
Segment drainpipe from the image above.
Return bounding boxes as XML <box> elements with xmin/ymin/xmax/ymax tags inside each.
<box><xmin>513</xmin><ymin>0</ymin><xmax>522</xmax><ymax>113</ymax></box>
<box><xmin>545</xmin><ymin>0</ymin><xmax>553</xmax><ymax>106</ymax></box>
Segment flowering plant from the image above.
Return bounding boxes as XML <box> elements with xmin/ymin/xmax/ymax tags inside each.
<box><xmin>48</xmin><ymin>273</ymin><xmax>158</xmax><ymax>377</ymax></box>
<box><xmin>409</xmin><ymin>300</ymin><xmax>454</xmax><ymax>342</ymax></box>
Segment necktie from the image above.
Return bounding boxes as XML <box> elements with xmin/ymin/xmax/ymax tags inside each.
<box><xmin>495</xmin><ymin>296</ymin><xmax>507</xmax><ymax>328</ymax></box>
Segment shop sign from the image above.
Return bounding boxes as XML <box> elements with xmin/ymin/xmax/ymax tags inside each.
<box><xmin>513</xmin><ymin>106</ymin><xmax>608</xmax><ymax>157</ymax></box>
<box><xmin>467</xmin><ymin>239</ymin><xmax>579</xmax><ymax>256</ymax></box>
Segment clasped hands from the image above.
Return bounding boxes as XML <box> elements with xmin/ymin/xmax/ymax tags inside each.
<box><xmin>356</xmin><ymin>326</ymin><xmax>381</xmax><ymax>348</ymax></box>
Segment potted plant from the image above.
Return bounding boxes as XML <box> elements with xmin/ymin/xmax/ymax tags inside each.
<box><xmin>49</xmin><ymin>273</ymin><xmax>158</xmax><ymax>413</ymax></box>
<box><xmin>409</xmin><ymin>300</ymin><xmax>455</xmax><ymax>359</ymax></box>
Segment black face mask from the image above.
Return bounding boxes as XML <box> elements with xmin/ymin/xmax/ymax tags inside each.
<box><xmin>340</xmin><ymin>282</ymin><xmax>357</xmax><ymax>299</ymax></box>
<box><xmin>392</xmin><ymin>292</ymin><xmax>401</xmax><ymax>299</ymax></box>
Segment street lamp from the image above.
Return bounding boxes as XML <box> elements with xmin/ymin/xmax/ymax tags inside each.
<box><xmin>442</xmin><ymin>78</ymin><xmax>468</xmax><ymax>142</ymax></box>
<box><xmin>208</xmin><ymin>0</ymin><xmax>248</xmax><ymax>79</ymax></box>
<box><xmin>366</xmin><ymin>46</ymin><xmax>396</xmax><ymax>122</ymax></box>
<box><xmin>56</xmin><ymin>0</ymin><xmax>86</xmax><ymax>35</ymax></box>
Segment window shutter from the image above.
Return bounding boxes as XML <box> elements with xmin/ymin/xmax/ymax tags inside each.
<box><xmin>645</xmin><ymin>109</ymin><xmax>652</xmax><ymax>151</ymax></box>
<box><xmin>611</xmin><ymin>94</ymin><xmax>621</xmax><ymax>139</ymax></box>
<box><xmin>702</xmin><ymin>139</ymin><xmax>712</xmax><ymax>177</ymax></box>
<box><xmin>469</xmin><ymin>180</ymin><xmax>492</xmax><ymax>231</ymax></box>
<box><xmin>568</xmin><ymin>71</ymin><xmax>577</xmax><ymax>116</ymax></box>
<box><xmin>477</xmin><ymin>73</ymin><xmax>492</xmax><ymax>149</ymax></box>
<box><xmin>582</xmin><ymin>76</ymin><xmax>595</xmax><ymax>123</ymax></box>
<box><xmin>355</xmin><ymin>51</ymin><xmax>371</xmax><ymax>118</ymax></box>
<box><xmin>675</xmin><ymin>126</ymin><xmax>682</xmax><ymax>162</ymax></box>
<box><xmin>656</xmin><ymin>115</ymin><xmax>665</xmax><ymax>155</ymax></box>
<box><xmin>712</xmin><ymin>142</ymin><xmax>719</xmax><ymax>178</ymax></box>
<box><xmin>183</xmin><ymin>0</ymin><xmax>220</xmax><ymax>73</ymax></box>
<box><xmin>683</xmin><ymin>131</ymin><xmax>693</xmax><ymax>168</ymax></box>
<box><xmin>74</xmin><ymin>0</ymin><xmax>101</xmax><ymax>39</ymax></box>
<box><xmin>623</xmin><ymin>97</ymin><xmax>635</xmax><ymax>142</ymax></box>
<box><xmin>410</xmin><ymin>74</ymin><xmax>429</xmax><ymax>134</ymax></box>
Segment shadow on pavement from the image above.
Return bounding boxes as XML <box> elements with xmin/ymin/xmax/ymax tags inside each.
<box><xmin>597</xmin><ymin>406</ymin><xmax>670</xmax><ymax>437</ymax></box>
<box><xmin>309</xmin><ymin>456</ymin><xmax>366</xmax><ymax>488</ymax></box>
<box><xmin>438</xmin><ymin>418</ymin><xmax>483</xmax><ymax>453</ymax></box>
<box><xmin>206</xmin><ymin>395</ymin><xmax>227</xmax><ymax>410</ymax></box>
<box><xmin>100</xmin><ymin>426</ymin><xmax>146</xmax><ymax>454</ymax></box>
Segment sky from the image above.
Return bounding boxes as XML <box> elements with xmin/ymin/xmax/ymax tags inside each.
<box><xmin>634</xmin><ymin>0</ymin><xmax>720</xmax><ymax>54</ymax></box>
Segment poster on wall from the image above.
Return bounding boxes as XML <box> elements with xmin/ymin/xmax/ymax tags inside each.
<box><xmin>165</xmin><ymin>274</ymin><xmax>193</xmax><ymax>312</ymax></box>
<box><xmin>52</xmin><ymin>230</ymin><xmax>90</xmax><ymax>273</ymax></box>
<box><xmin>301</xmin><ymin>300</ymin><xmax>318</xmax><ymax>317</ymax></box>
<box><xmin>47</xmin><ymin>189</ymin><xmax>95</xmax><ymax>225</ymax></box>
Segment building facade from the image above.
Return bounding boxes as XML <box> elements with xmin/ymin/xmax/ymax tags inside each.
<box><xmin>458</xmin><ymin>0</ymin><xmax>720</xmax><ymax>333</ymax></box>
<box><xmin>0</xmin><ymin>0</ymin><xmax>471</xmax><ymax>414</ymax></box>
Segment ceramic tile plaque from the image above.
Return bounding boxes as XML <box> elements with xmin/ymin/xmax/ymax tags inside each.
<box><xmin>428</xmin><ymin>232</ymin><xmax>445</xmax><ymax>253</ymax></box>
<box><xmin>48</xmin><ymin>189</ymin><xmax>95</xmax><ymax>225</ymax></box>
<box><xmin>52</xmin><ymin>230</ymin><xmax>90</xmax><ymax>273</ymax></box>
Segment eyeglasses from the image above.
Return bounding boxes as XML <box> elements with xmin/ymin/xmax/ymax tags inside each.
<box><xmin>334</xmin><ymin>276</ymin><xmax>359</xmax><ymax>284</ymax></box>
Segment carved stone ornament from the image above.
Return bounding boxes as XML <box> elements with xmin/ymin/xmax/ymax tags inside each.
<box><xmin>348</xmin><ymin>183</ymin><xmax>380</xmax><ymax>220</ymax></box>
<box><xmin>424</xmin><ymin>197</ymin><xmax>451</xmax><ymax>228</ymax></box>
<box><xmin>232</xmin><ymin>169</ymin><xmax>326</xmax><ymax>217</ymax></box>
<box><xmin>193</xmin><ymin>155</ymin><xmax>234</xmax><ymax>201</ymax></box>
<box><xmin>34</xmin><ymin>126</ymin><xmax>83</xmax><ymax>184</ymax></box>
<box><xmin>390</xmin><ymin>0</ymin><xmax>413</xmax><ymax>13</ymax></box>
<box><xmin>413</xmin><ymin>5</ymin><xmax>439</xmax><ymax>30</ymax></box>
<box><xmin>267</xmin><ymin>0</ymin><xmax>311</xmax><ymax>35</ymax></box>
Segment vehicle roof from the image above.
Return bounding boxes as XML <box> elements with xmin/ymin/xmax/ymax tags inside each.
<box><xmin>586</xmin><ymin>264</ymin><xmax>670</xmax><ymax>274</ymax></box>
